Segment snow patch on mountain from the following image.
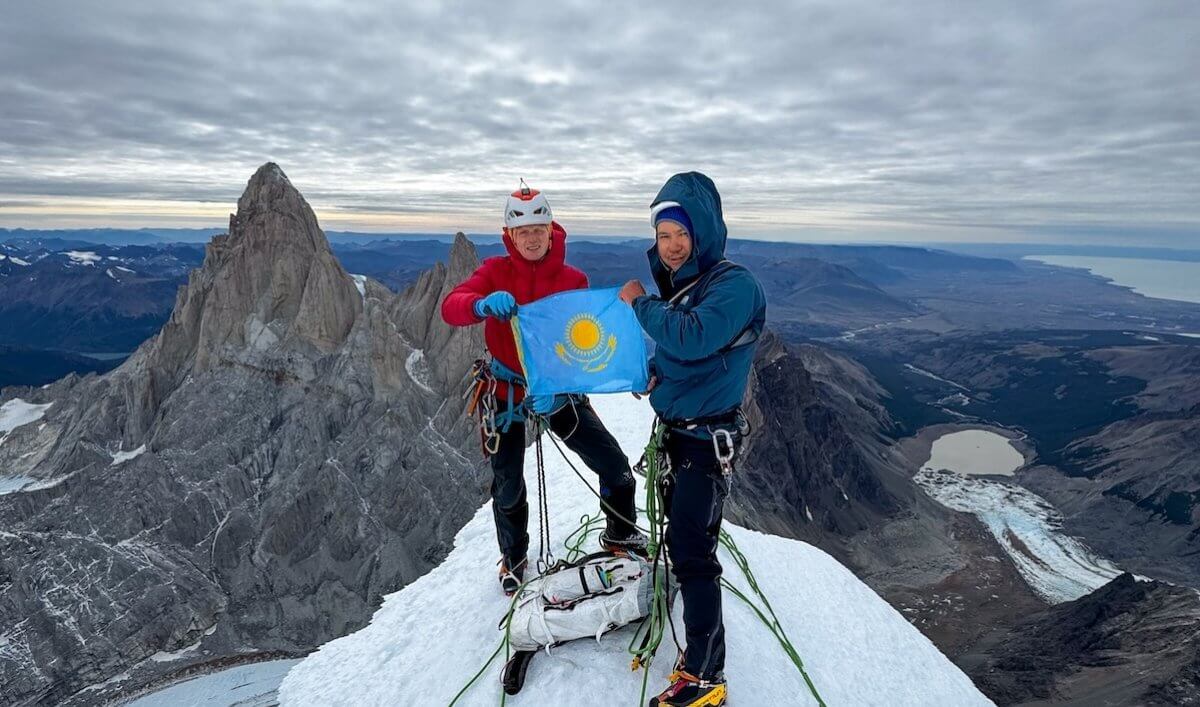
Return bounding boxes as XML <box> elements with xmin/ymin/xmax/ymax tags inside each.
<box><xmin>405</xmin><ymin>350</ymin><xmax>435</xmax><ymax>394</ymax></box>
<box><xmin>0</xmin><ymin>476</ymin><xmax>36</xmax><ymax>495</ymax></box>
<box><xmin>64</xmin><ymin>250</ymin><xmax>101</xmax><ymax>266</ymax></box>
<box><xmin>350</xmin><ymin>274</ymin><xmax>367</xmax><ymax>302</ymax></box>
<box><xmin>8</xmin><ymin>256</ymin><xmax>30</xmax><ymax>266</ymax></box>
<box><xmin>279</xmin><ymin>395</ymin><xmax>992</xmax><ymax>706</ymax></box>
<box><xmin>0</xmin><ymin>398</ymin><xmax>53</xmax><ymax>447</ymax></box>
<box><xmin>111</xmin><ymin>445</ymin><xmax>147</xmax><ymax>466</ymax></box>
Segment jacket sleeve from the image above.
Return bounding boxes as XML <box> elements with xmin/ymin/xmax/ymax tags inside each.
<box><xmin>441</xmin><ymin>262</ymin><xmax>494</xmax><ymax>326</ymax></box>
<box><xmin>632</xmin><ymin>268</ymin><xmax>758</xmax><ymax>362</ymax></box>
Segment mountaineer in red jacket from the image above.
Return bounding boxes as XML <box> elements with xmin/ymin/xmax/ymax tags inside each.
<box><xmin>441</xmin><ymin>183</ymin><xmax>647</xmax><ymax>595</ymax></box>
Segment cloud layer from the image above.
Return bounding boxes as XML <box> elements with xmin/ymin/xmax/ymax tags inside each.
<box><xmin>1</xmin><ymin>1</ymin><xmax>1197</xmax><ymax>244</ymax></box>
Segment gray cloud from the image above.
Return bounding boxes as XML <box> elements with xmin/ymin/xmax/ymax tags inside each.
<box><xmin>0</xmin><ymin>0</ymin><xmax>1197</xmax><ymax>245</ymax></box>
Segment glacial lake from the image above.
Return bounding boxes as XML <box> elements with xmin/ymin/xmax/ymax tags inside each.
<box><xmin>924</xmin><ymin>429</ymin><xmax>1024</xmax><ymax>477</ymax></box>
<box><xmin>1024</xmin><ymin>255</ymin><xmax>1200</xmax><ymax>304</ymax></box>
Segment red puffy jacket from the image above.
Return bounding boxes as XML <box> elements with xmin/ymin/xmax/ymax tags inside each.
<box><xmin>441</xmin><ymin>222</ymin><xmax>588</xmax><ymax>403</ymax></box>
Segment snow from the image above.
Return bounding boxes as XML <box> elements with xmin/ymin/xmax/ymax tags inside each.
<box><xmin>915</xmin><ymin>428</ymin><xmax>1121</xmax><ymax>603</ymax></box>
<box><xmin>111</xmin><ymin>444</ymin><xmax>147</xmax><ymax>466</ymax></box>
<box><xmin>115</xmin><ymin>265</ymin><xmax>136</xmax><ymax>273</ymax></box>
<box><xmin>0</xmin><ymin>398</ymin><xmax>53</xmax><ymax>447</ymax></box>
<box><xmin>350</xmin><ymin>273</ymin><xmax>367</xmax><ymax>301</ymax></box>
<box><xmin>405</xmin><ymin>350</ymin><xmax>435</xmax><ymax>394</ymax></box>
<box><xmin>279</xmin><ymin>395</ymin><xmax>991</xmax><ymax>706</ymax></box>
<box><xmin>1179</xmin><ymin>333</ymin><xmax>1200</xmax><ymax>339</ymax></box>
<box><xmin>127</xmin><ymin>660</ymin><xmax>301</xmax><ymax>707</ymax></box>
<box><xmin>64</xmin><ymin>250</ymin><xmax>101</xmax><ymax>265</ymax></box>
<box><xmin>0</xmin><ymin>254</ymin><xmax>5</xmax><ymax>261</ymax></box>
<box><xmin>924</xmin><ymin>429</ymin><xmax>1024</xmax><ymax>477</ymax></box>
<box><xmin>8</xmin><ymin>256</ymin><xmax>30</xmax><ymax>266</ymax></box>
<box><xmin>0</xmin><ymin>476</ymin><xmax>37</xmax><ymax>495</ymax></box>
<box><xmin>106</xmin><ymin>268</ymin><xmax>120</xmax><ymax>280</ymax></box>
<box><xmin>148</xmin><ymin>638</ymin><xmax>204</xmax><ymax>663</ymax></box>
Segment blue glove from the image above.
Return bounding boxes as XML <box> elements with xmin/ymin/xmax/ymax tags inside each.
<box><xmin>474</xmin><ymin>291</ymin><xmax>518</xmax><ymax>320</ymax></box>
<box><xmin>525</xmin><ymin>394</ymin><xmax>566</xmax><ymax>416</ymax></box>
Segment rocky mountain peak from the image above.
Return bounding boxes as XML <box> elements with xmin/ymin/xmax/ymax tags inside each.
<box><xmin>0</xmin><ymin>166</ymin><xmax>488</xmax><ymax>706</ymax></box>
<box><xmin>734</xmin><ymin>331</ymin><xmax>907</xmax><ymax>542</ymax></box>
<box><xmin>961</xmin><ymin>572</ymin><xmax>1200</xmax><ymax>703</ymax></box>
<box><xmin>229</xmin><ymin>162</ymin><xmax>323</xmax><ymax>254</ymax></box>
<box><xmin>132</xmin><ymin>163</ymin><xmax>362</xmax><ymax>423</ymax></box>
<box><xmin>448</xmin><ymin>230</ymin><xmax>479</xmax><ymax>276</ymax></box>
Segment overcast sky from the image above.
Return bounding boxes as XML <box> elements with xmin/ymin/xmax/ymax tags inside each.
<box><xmin>1</xmin><ymin>1</ymin><xmax>1196</xmax><ymax>245</ymax></box>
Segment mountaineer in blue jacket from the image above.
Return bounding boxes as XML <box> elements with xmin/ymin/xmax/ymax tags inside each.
<box><xmin>619</xmin><ymin>172</ymin><xmax>766</xmax><ymax>707</ymax></box>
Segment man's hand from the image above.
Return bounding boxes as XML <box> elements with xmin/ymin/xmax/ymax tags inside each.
<box><xmin>619</xmin><ymin>279</ymin><xmax>647</xmax><ymax>305</ymax></box>
<box><xmin>632</xmin><ymin>376</ymin><xmax>658</xmax><ymax>399</ymax></box>
<box><xmin>474</xmin><ymin>291</ymin><xmax>518</xmax><ymax>320</ymax></box>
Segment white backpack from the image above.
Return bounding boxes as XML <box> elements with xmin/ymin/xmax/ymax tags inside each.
<box><xmin>506</xmin><ymin>552</ymin><xmax>669</xmax><ymax>652</ymax></box>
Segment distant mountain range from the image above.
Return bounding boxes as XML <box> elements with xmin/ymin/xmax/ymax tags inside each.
<box><xmin>0</xmin><ymin>227</ymin><xmax>498</xmax><ymax>246</ymax></box>
<box><xmin>0</xmin><ymin>240</ymin><xmax>204</xmax><ymax>352</ymax></box>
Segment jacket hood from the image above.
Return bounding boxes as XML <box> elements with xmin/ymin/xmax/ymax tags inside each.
<box><xmin>503</xmin><ymin>221</ymin><xmax>568</xmax><ymax>275</ymax></box>
<box><xmin>646</xmin><ymin>172</ymin><xmax>727</xmax><ymax>296</ymax></box>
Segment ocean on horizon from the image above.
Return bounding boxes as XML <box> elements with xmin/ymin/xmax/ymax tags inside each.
<box><xmin>1024</xmin><ymin>255</ymin><xmax>1200</xmax><ymax>305</ymax></box>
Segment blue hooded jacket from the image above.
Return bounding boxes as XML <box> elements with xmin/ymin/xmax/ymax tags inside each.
<box><xmin>632</xmin><ymin>172</ymin><xmax>767</xmax><ymax>424</ymax></box>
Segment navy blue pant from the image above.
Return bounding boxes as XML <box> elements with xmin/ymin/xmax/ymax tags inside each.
<box><xmin>490</xmin><ymin>400</ymin><xmax>635</xmax><ymax>568</ymax></box>
<box><xmin>663</xmin><ymin>431</ymin><xmax>731</xmax><ymax>681</ymax></box>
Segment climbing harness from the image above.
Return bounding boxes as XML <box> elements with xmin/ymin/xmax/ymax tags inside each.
<box><xmin>463</xmin><ymin>357</ymin><xmax>534</xmax><ymax>457</ymax></box>
<box><xmin>662</xmin><ymin>408</ymin><xmax>751</xmax><ymax>478</ymax></box>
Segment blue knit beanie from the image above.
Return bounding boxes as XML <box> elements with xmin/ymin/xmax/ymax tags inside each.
<box><xmin>653</xmin><ymin>205</ymin><xmax>693</xmax><ymax>235</ymax></box>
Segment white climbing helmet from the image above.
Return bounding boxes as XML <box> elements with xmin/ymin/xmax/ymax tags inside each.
<box><xmin>503</xmin><ymin>180</ymin><xmax>553</xmax><ymax>229</ymax></box>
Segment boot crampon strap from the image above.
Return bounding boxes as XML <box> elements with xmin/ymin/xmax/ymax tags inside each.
<box><xmin>649</xmin><ymin>670</ymin><xmax>728</xmax><ymax>707</ymax></box>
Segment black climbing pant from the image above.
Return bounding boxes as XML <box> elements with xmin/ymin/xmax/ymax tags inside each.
<box><xmin>663</xmin><ymin>430</ymin><xmax>732</xmax><ymax>681</ymax></box>
<box><xmin>490</xmin><ymin>399</ymin><xmax>636</xmax><ymax>568</ymax></box>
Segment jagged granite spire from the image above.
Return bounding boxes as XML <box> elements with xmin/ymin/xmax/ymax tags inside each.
<box><xmin>0</xmin><ymin>166</ymin><xmax>486</xmax><ymax>706</ymax></box>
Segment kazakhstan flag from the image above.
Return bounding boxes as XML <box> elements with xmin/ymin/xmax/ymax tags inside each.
<box><xmin>512</xmin><ymin>287</ymin><xmax>649</xmax><ymax>397</ymax></box>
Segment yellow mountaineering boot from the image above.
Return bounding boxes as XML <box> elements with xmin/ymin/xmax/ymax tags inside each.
<box><xmin>649</xmin><ymin>670</ymin><xmax>727</xmax><ymax>706</ymax></box>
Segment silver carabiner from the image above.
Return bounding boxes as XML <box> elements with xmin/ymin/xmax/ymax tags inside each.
<box><xmin>711</xmin><ymin>428</ymin><xmax>736</xmax><ymax>477</ymax></box>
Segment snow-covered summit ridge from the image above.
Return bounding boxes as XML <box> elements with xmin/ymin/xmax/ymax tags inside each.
<box><xmin>278</xmin><ymin>395</ymin><xmax>992</xmax><ymax>706</ymax></box>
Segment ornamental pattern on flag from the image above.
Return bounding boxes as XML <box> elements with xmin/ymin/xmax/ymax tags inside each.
<box><xmin>512</xmin><ymin>287</ymin><xmax>649</xmax><ymax>397</ymax></box>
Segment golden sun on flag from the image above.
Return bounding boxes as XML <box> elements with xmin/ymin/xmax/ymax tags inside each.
<box><xmin>552</xmin><ymin>313</ymin><xmax>617</xmax><ymax>373</ymax></box>
<box><xmin>568</xmin><ymin>315</ymin><xmax>602</xmax><ymax>353</ymax></box>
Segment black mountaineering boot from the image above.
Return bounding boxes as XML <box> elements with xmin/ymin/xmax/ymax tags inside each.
<box><xmin>600</xmin><ymin>484</ymin><xmax>648</xmax><ymax>556</ymax></box>
<box><xmin>600</xmin><ymin>518</ymin><xmax>649</xmax><ymax>557</ymax></box>
<box><xmin>499</xmin><ymin>556</ymin><xmax>526</xmax><ymax>596</ymax></box>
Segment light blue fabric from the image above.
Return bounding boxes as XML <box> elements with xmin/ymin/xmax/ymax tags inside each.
<box><xmin>512</xmin><ymin>287</ymin><xmax>650</xmax><ymax>398</ymax></box>
<box><xmin>486</xmin><ymin>357</ymin><xmax>526</xmax><ymax>431</ymax></box>
<box><xmin>524</xmin><ymin>394</ymin><xmax>569</xmax><ymax>415</ymax></box>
